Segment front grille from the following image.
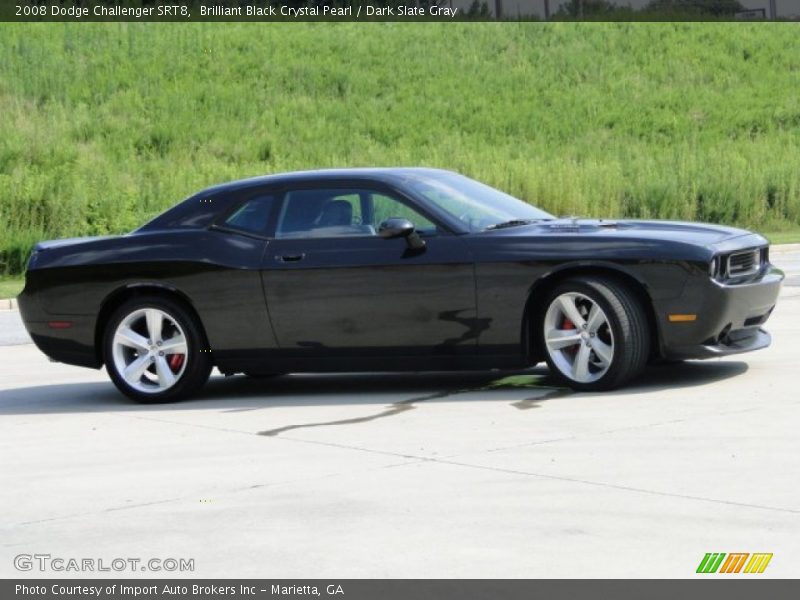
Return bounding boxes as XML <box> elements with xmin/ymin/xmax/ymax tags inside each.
<box><xmin>726</xmin><ymin>248</ymin><xmax>761</xmax><ymax>278</ymax></box>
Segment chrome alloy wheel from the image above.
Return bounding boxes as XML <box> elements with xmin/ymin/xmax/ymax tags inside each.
<box><xmin>111</xmin><ymin>307</ymin><xmax>188</xmax><ymax>394</ymax></box>
<box><xmin>543</xmin><ymin>292</ymin><xmax>615</xmax><ymax>384</ymax></box>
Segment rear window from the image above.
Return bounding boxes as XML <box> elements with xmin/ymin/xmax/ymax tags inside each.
<box><xmin>223</xmin><ymin>194</ymin><xmax>275</xmax><ymax>235</ymax></box>
<box><xmin>137</xmin><ymin>194</ymin><xmax>226</xmax><ymax>231</ymax></box>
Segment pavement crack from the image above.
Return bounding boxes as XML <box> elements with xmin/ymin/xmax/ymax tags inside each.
<box><xmin>258</xmin><ymin>388</ymin><xmax>471</xmax><ymax>437</ymax></box>
<box><xmin>430</xmin><ymin>457</ymin><xmax>800</xmax><ymax>515</ymax></box>
<box><xmin>258</xmin><ymin>376</ymin><xmax>565</xmax><ymax>437</ymax></box>
<box><xmin>15</xmin><ymin>497</ymin><xmax>183</xmax><ymax>526</ymax></box>
<box><xmin>483</xmin><ymin>402</ymin><xmax>797</xmax><ymax>454</ymax></box>
<box><xmin>274</xmin><ymin>434</ymin><xmax>800</xmax><ymax>515</ymax></box>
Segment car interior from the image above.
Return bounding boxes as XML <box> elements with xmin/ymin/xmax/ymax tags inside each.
<box><xmin>276</xmin><ymin>189</ymin><xmax>435</xmax><ymax>238</ymax></box>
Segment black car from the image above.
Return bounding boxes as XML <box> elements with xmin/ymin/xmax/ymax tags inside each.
<box><xmin>18</xmin><ymin>168</ymin><xmax>783</xmax><ymax>402</ymax></box>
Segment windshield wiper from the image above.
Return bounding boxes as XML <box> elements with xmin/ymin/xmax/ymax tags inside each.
<box><xmin>484</xmin><ymin>219</ymin><xmax>542</xmax><ymax>231</ymax></box>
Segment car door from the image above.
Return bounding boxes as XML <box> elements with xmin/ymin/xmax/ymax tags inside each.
<box><xmin>260</xmin><ymin>184</ymin><xmax>478</xmax><ymax>360</ymax></box>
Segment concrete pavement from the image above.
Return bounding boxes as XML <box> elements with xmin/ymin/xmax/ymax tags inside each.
<box><xmin>775</xmin><ymin>248</ymin><xmax>800</xmax><ymax>287</ymax></box>
<box><xmin>1</xmin><ymin>255</ymin><xmax>799</xmax><ymax>578</ymax></box>
<box><xmin>0</xmin><ymin>309</ymin><xmax>32</xmax><ymax>346</ymax></box>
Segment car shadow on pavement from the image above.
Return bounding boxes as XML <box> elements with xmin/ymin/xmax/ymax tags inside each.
<box><xmin>0</xmin><ymin>360</ymin><xmax>748</xmax><ymax>416</ymax></box>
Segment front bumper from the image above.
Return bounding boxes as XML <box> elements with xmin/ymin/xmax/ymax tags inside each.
<box><xmin>655</xmin><ymin>265</ymin><xmax>783</xmax><ymax>360</ymax></box>
<box><xmin>698</xmin><ymin>327</ymin><xmax>771</xmax><ymax>357</ymax></box>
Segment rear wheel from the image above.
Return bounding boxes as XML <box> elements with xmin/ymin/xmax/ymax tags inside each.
<box><xmin>103</xmin><ymin>296</ymin><xmax>211</xmax><ymax>402</ymax></box>
<box><xmin>540</xmin><ymin>277</ymin><xmax>649</xmax><ymax>391</ymax></box>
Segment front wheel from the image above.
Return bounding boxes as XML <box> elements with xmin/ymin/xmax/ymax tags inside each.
<box><xmin>103</xmin><ymin>296</ymin><xmax>212</xmax><ymax>402</ymax></box>
<box><xmin>540</xmin><ymin>277</ymin><xmax>650</xmax><ymax>391</ymax></box>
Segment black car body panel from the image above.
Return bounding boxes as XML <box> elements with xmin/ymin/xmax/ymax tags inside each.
<box><xmin>18</xmin><ymin>168</ymin><xmax>783</xmax><ymax>376</ymax></box>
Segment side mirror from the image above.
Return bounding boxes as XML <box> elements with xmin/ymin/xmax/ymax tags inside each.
<box><xmin>378</xmin><ymin>218</ymin><xmax>415</xmax><ymax>240</ymax></box>
<box><xmin>378</xmin><ymin>218</ymin><xmax>426</xmax><ymax>251</ymax></box>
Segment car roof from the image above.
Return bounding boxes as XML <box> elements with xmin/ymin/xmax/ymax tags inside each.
<box><xmin>196</xmin><ymin>167</ymin><xmax>453</xmax><ymax>196</ymax></box>
<box><xmin>137</xmin><ymin>168</ymin><xmax>459</xmax><ymax>233</ymax></box>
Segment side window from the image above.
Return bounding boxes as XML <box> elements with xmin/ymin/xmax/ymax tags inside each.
<box><xmin>370</xmin><ymin>193</ymin><xmax>437</xmax><ymax>234</ymax></box>
<box><xmin>276</xmin><ymin>188</ymin><xmax>436</xmax><ymax>239</ymax></box>
<box><xmin>223</xmin><ymin>194</ymin><xmax>275</xmax><ymax>235</ymax></box>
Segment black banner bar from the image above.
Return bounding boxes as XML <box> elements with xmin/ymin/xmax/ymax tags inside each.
<box><xmin>0</xmin><ymin>0</ymin><xmax>791</xmax><ymax>23</ymax></box>
<box><xmin>3</xmin><ymin>580</ymin><xmax>800</xmax><ymax>600</ymax></box>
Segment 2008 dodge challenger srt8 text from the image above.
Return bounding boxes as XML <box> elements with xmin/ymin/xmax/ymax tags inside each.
<box><xmin>18</xmin><ymin>168</ymin><xmax>783</xmax><ymax>402</ymax></box>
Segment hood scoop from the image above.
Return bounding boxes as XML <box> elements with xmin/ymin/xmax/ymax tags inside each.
<box><xmin>540</xmin><ymin>218</ymin><xmax>627</xmax><ymax>233</ymax></box>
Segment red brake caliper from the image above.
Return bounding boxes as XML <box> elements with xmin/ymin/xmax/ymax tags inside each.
<box><xmin>562</xmin><ymin>318</ymin><xmax>579</xmax><ymax>355</ymax></box>
<box><xmin>168</xmin><ymin>354</ymin><xmax>185</xmax><ymax>372</ymax></box>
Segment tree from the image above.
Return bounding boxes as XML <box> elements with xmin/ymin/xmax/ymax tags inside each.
<box><xmin>644</xmin><ymin>0</ymin><xmax>745</xmax><ymax>16</ymax></box>
<box><xmin>466</xmin><ymin>0</ymin><xmax>491</xmax><ymax>17</ymax></box>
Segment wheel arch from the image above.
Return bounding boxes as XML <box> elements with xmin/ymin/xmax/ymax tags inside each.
<box><xmin>522</xmin><ymin>263</ymin><xmax>661</xmax><ymax>363</ymax></box>
<box><xmin>94</xmin><ymin>283</ymin><xmax>208</xmax><ymax>366</ymax></box>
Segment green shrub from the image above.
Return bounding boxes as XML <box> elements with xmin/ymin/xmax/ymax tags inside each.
<box><xmin>1</xmin><ymin>22</ymin><xmax>798</xmax><ymax>274</ymax></box>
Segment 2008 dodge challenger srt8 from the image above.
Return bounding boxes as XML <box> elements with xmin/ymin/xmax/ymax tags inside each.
<box><xmin>18</xmin><ymin>168</ymin><xmax>783</xmax><ymax>402</ymax></box>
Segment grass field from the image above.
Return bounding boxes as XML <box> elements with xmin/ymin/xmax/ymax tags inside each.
<box><xmin>765</xmin><ymin>231</ymin><xmax>800</xmax><ymax>245</ymax></box>
<box><xmin>1</xmin><ymin>22</ymin><xmax>799</xmax><ymax>275</ymax></box>
<box><xmin>0</xmin><ymin>277</ymin><xmax>23</xmax><ymax>299</ymax></box>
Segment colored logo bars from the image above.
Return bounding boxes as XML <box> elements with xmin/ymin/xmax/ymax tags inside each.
<box><xmin>696</xmin><ymin>553</ymin><xmax>773</xmax><ymax>574</ymax></box>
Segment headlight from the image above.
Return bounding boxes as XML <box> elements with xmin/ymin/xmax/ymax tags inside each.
<box><xmin>709</xmin><ymin>256</ymin><xmax>719</xmax><ymax>279</ymax></box>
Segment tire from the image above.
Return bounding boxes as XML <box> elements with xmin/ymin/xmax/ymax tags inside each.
<box><xmin>103</xmin><ymin>296</ymin><xmax>212</xmax><ymax>402</ymax></box>
<box><xmin>539</xmin><ymin>277</ymin><xmax>650</xmax><ymax>391</ymax></box>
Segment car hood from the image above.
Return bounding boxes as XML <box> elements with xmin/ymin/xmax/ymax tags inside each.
<box><xmin>493</xmin><ymin>218</ymin><xmax>764</xmax><ymax>250</ymax></box>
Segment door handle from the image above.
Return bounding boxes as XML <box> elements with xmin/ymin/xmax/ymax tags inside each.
<box><xmin>276</xmin><ymin>253</ymin><xmax>306</xmax><ymax>263</ymax></box>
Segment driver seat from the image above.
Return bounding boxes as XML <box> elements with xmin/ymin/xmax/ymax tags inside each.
<box><xmin>316</xmin><ymin>200</ymin><xmax>353</xmax><ymax>227</ymax></box>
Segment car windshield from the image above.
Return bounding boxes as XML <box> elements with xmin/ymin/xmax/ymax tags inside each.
<box><xmin>404</xmin><ymin>171</ymin><xmax>553</xmax><ymax>232</ymax></box>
